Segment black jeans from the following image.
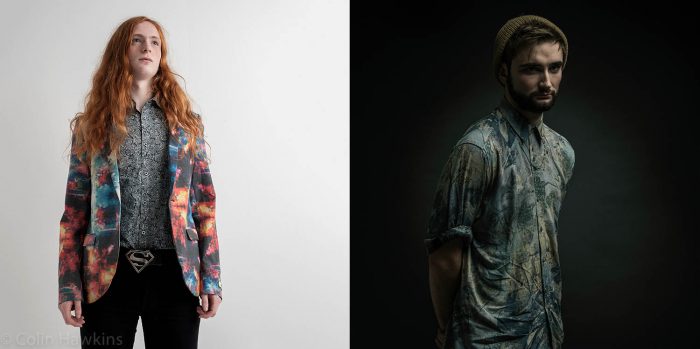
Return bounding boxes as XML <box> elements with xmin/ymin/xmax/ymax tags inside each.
<box><xmin>80</xmin><ymin>248</ymin><xmax>200</xmax><ymax>349</ymax></box>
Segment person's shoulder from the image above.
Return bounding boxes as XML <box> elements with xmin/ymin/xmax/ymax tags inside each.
<box><xmin>544</xmin><ymin>124</ymin><xmax>573</xmax><ymax>150</ymax></box>
<box><xmin>543</xmin><ymin>124</ymin><xmax>575</xmax><ymax>166</ymax></box>
<box><xmin>454</xmin><ymin>111</ymin><xmax>500</xmax><ymax>151</ymax></box>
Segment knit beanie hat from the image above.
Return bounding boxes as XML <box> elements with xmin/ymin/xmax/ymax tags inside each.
<box><xmin>492</xmin><ymin>15</ymin><xmax>568</xmax><ymax>83</ymax></box>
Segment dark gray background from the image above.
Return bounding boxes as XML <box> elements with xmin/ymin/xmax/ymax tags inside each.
<box><xmin>352</xmin><ymin>2</ymin><xmax>698</xmax><ymax>348</ymax></box>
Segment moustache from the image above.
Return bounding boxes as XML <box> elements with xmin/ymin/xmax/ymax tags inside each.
<box><xmin>534</xmin><ymin>90</ymin><xmax>555</xmax><ymax>97</ymax></box>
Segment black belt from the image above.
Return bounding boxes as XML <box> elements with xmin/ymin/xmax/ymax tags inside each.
<box><xmin>120</xmin><ymin>248</ymin><xmax>177</xmax><ymax>273</ymax></box>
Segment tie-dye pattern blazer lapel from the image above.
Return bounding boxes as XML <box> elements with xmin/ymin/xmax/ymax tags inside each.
<box><xmin>58</xmin><ymin>125</ymin><xmax>222</xmax><ymax>304</ymax></box>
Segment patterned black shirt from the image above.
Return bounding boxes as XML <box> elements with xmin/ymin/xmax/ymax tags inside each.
<box><xmin>118</xmin><ymin>97</ymin><xmax>175</xmax><ymax>250</ymax></box>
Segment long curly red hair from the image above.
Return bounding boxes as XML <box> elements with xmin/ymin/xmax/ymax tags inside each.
<box><xmin>69</xmin><ymin>16</ymin><xmax>203</xmax><ymax>162</ymax></box>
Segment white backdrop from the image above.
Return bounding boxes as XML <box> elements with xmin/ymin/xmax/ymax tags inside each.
<box><xmin>0</xmin><ymin>0</ymin><xmax>348</xmax><ymax>348</ymax></box>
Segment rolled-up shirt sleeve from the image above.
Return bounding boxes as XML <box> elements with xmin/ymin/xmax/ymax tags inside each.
<box><xmin>425</xmin><ymin>142</ymin><xmax>490</xmax><ymax>254</ymax></box>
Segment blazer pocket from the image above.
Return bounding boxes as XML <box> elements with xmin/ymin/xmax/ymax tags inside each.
<box><xmin>82</xmin><ymin>234</ymin><xmax>96</xmax><ymax>247</ymax></box>
<box><xmin>186</xmin><ymin>228</ymin><xmax>199</xmax><ymax>241</ymax></box>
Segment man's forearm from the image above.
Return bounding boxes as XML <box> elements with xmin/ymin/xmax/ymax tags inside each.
<box><xmin>428</xmin><ymin>239</ymin><xmax>463</xmax><ymax>331</ymax></box>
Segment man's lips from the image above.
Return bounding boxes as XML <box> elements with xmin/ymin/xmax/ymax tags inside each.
<box><xmin>139</xmin><ymin>58</ymin><xmax>152</xmax><ymax>63</ymax></box>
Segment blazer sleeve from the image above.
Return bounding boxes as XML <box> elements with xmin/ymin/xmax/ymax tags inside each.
<box><xmin>58</xmin><ymin>134</ymin><xmax>91</xmax><ymax>304</ymax></box>
<box><xmin>189</xmin><ymin>134</ymin><xmax>223</xmax><ymax>300</ymax></box>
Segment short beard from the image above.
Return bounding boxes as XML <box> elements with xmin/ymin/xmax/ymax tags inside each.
<box><xmin>506</xmin><ymin>72</ymin><xmax>557</xmax><ymax>113</ymax></box>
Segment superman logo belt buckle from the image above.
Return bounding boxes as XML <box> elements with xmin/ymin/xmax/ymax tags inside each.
<box><xmin>126</xmin><ymin>249</ymin><xmax>155</xmax><ymax>273</ymax></box>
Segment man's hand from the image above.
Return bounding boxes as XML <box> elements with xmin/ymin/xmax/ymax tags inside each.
<box><xmin>197</xmin><ymin>294</ymin><xmax>222</xmax><ymax>319</ymax></box>
<box><xmin>59</xmin><ymin>300</ymin><xmax>85</xmax><ymax>327</ymax></box>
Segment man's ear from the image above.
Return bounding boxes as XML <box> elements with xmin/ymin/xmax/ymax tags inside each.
<box><xmin>497</xmin><ymin>63</ymin><xmax>508</xmax><ymax>86</ymax></box>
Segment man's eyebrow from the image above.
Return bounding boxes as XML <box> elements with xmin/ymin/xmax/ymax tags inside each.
<box><xmin>519</xmin><ymin>61</ymin><xmax>563</xmax><ymax>68</ymax></box>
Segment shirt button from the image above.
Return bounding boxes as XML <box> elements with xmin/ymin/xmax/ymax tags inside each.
<box><xmin>142</xmin><ymin>231</ymin><xmax>146</xmax><ymax>235</ymax></box>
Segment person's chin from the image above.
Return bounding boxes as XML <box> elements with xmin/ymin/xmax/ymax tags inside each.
<box><xmin>132</xmin><ymin>71</ymin><xmax>156</xmax><ymax>81</ymax></box>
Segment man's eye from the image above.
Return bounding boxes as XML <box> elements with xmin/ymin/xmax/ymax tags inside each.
<box><xmin>132</xmin><ymin>38</ymin><xmax>141</xmax><ymax>43</ymax></box>
<box><xmin>550</xmin><ymin>66</ymin><xmax>561</xmax><ymax>72</ymax></box>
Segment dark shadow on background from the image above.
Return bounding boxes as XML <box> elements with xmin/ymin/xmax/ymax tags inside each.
<box><xmin>352</xmin><ymin>2</ymin><xmax>699</xmax><ymax>348</ymax></box>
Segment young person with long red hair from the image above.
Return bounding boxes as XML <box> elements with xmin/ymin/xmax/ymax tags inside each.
<box><xmin>57</xmin><ymin>16</ymin><xmax>222</xmax><ymax>349</ymax></box>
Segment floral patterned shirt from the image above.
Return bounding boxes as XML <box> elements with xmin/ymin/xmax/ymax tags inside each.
<box><xmin>426</xmin><ymin>97</ymin><xmax>575</xmax><ymax>348</ymax></box>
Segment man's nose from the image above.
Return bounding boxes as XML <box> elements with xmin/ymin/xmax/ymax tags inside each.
<box><xmin>142</xmin><ymin>43</ymin><xmax>151</xmax><ymax>52</ymax></box>
<box><xmin>540</xmin><ymin>72</ymin><xmax>552</xmax><ymax>90</ymax></box>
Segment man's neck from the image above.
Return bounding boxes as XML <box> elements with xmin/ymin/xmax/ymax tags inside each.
<box><xmin>505</xmin><ymin>94</ymin><xmax>543</xmax><ymax>126</ymax></box>
<box><xmin>131</xmin><ymin>79</ymin><xmax>153</xmax><ymax>112</ymax></box>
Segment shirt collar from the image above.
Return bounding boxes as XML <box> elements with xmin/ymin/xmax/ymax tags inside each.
<box><xmin>498</xmin><ymin>97</ymin><xmax>544</xmax><ymax>141</ymax></box>
<box><xmin>130</xmin><ymin>95</ymin><xmax>161</xmax><ymax>112</ymax></box>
